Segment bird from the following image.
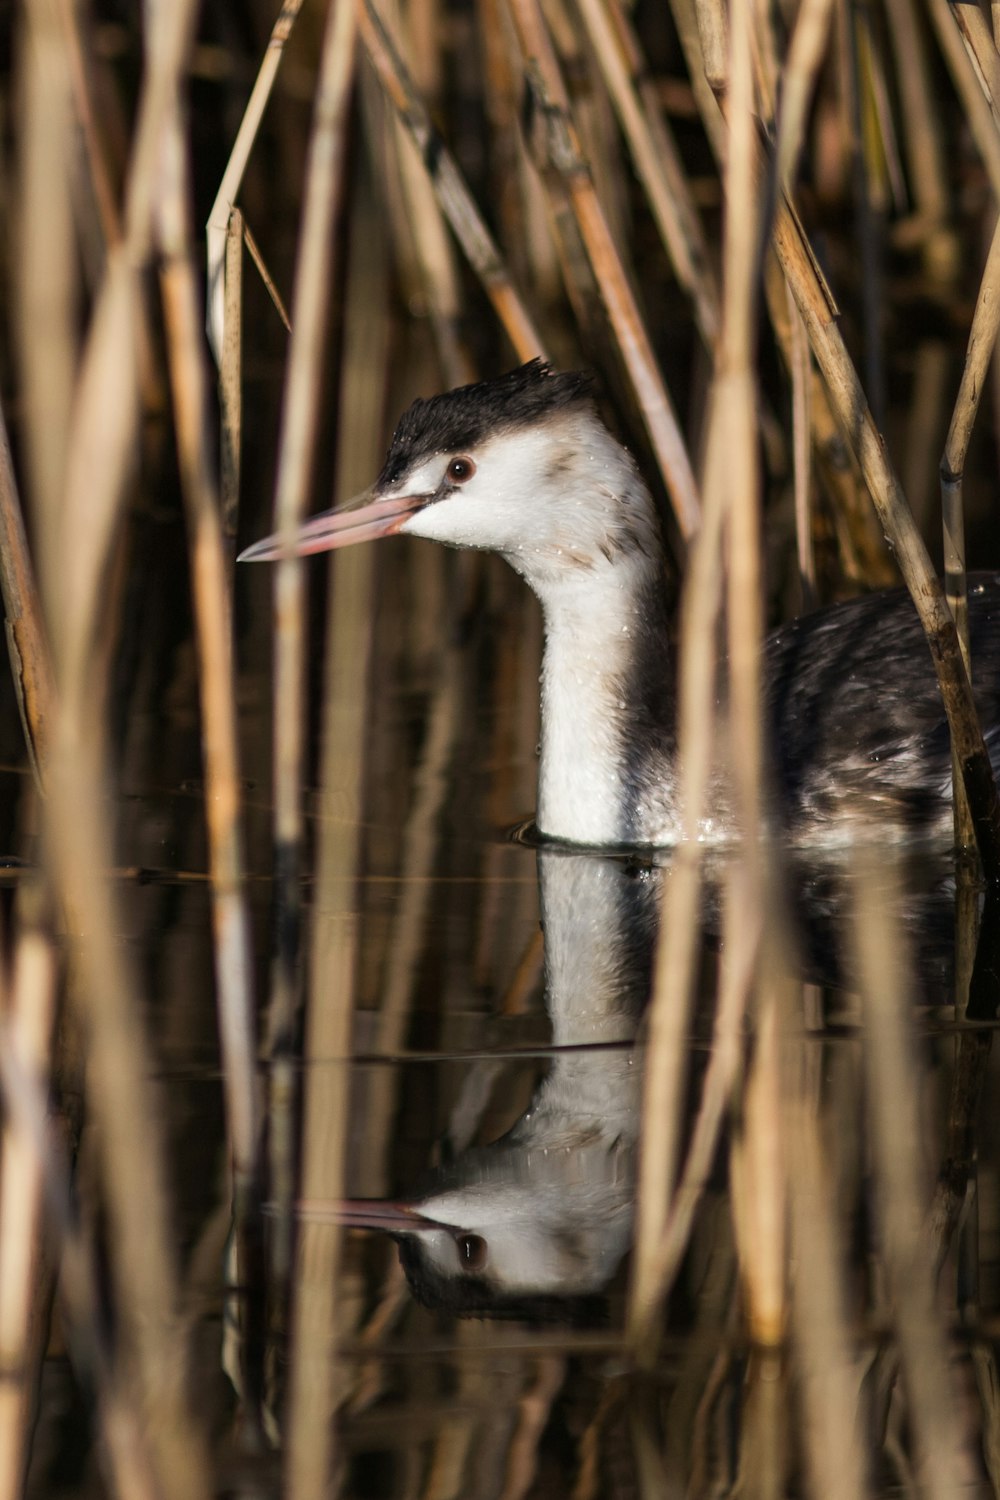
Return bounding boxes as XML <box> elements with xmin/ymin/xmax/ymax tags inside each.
<box><xmin>318</xmin><ymin>848</ymin><xmax>658</xmax><ymax>1318</ymax></box>
<box><xmin>241</xmin><ymin>357</ymin><xmax>1000</xmax><ymax>850</ymax></box>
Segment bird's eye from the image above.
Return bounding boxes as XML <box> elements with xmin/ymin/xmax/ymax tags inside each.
<box><xmin>456</xmin><ymin>1233</ymin><xmax>488</xmax><ymax>1270</ymax></box>
<box><xmin>448</xmin><ymin>455</ymin><xmax>476</xmax><ymax>483</ymax></box>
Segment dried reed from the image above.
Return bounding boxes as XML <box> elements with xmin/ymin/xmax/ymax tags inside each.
<box><xmin>0</xmin><ymin>881</ymin><xmax>59</xmax><ymax>1500</ymax></box>
<box><xmin>284</xmin><ymin>174</ymin><xmax>386</xmax><ymax>1498</ymax></box>
<box><xmin>4</xmin><ymin>0</ymin><xmax>1000</xmax><ymax>1494</ymax></box>
<box><xmin>508</xmin><ymin>0</ymin><xmax>701</xmax><ymax>540</ymax></box>
<box><xmin>853</xmin><ymin>856</ymin><xmax>976</xmax><ymax>1493</ymax></box>
<box><xmin>263</xmin><ymin>0</ymin><xmax>358</xmax><ymax>1316</ymax></box>
<box><xmin>155</xmin><ymin>100</ymin><xmax>263</xmax><ymax>1443</ymax></box>
<box><xmin>14</xmin><ymin>2</ymin><xmax>215</xmax><ymax>1494</ymax></box>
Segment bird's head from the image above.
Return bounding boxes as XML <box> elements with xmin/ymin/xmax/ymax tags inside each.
<box><xmin>332</xmin><ymin>1134</ymin><xmax>634</xmax><ymax>1321</ymax></box>
<box><xmin>240</xmin><ymin>362</ymin><xmax>661</xmax><ymax>595</ymax></box>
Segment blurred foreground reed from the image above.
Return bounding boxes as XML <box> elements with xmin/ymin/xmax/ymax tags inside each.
<box><xmin>1</xmin><ymin>0</ymin><xmax>1000</xmax><ymax>1496</ymax></box>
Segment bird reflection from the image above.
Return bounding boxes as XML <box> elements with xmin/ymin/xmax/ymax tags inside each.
<box><xmin>341</xmin><ymin>848</ymin><xmax>660</xmax><ymax>1320</ymax></box>
<box><xmin>331</xmin><ymin>836</ymin><xmax>996</xmax><ymax>1321</ymax></box>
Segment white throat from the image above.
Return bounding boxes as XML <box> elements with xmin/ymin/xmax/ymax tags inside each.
<box><xmin>535</xmin><ymin>556</ymin><xmax>658</xmax><ymax>845</ymax></box>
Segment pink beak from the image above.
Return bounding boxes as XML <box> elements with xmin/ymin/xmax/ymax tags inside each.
<box><xmin>238</xmin><ymin>488</ymin><xmax>426</xmax><ymax>562</ymax></box>
<box><xmin>288</xmin><ymin>1198</ymin><xmax>457</xmax><ymax>1234</ymax></box>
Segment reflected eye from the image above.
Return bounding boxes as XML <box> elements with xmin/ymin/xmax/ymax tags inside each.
<box><xmin>456</xmin><ymin>1233</ymin><xmax>488</xmax><ymax>1270</ymax></box>
<box><xmin>448</xmin><ymin>455</ymin><xmax>476</xmax><ymax>483</ymax></box>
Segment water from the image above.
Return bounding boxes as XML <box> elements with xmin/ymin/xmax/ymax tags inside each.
<box><xmin>13</xmin><ymin>519</ymin><xmax>1000</xmax><ymax>1496</ymax></box>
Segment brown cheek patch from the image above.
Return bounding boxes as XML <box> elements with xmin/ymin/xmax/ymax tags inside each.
<box><xmin>544</xmin><ymin>448</ymin><xmax>578</xmax><ymax>485</ymax></box>
<box><xmin>548</xmin><ymin>528</ymin><xmax>596</xmax><ymax>568</ymax></box>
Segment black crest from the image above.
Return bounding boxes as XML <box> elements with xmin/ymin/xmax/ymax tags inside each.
<box><xmin>377</xmin><ymin>360</ymin><xmax>595</xmax><ymax>488</ymax></box>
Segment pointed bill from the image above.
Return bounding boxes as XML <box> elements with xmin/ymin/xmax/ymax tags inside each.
<box><xmin>287</xmin><ymin>1197</ymin><xmax>459</xmax><ymax>1234</ymax></box>
<box><xmin>238</xmin><ymin>487</ymin><xmax>426</xmax><ymax>562</ymax></box>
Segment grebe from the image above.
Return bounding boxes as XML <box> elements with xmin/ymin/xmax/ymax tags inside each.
<box><xmin>330</xmin><ymin>849</ymin><xmax>656</xmax><ymax>1318</ymax></box>
<box><xmin>241</xmin><ymin>361</ymin><xmax>1000</xmax><ymax>848</ymax></box>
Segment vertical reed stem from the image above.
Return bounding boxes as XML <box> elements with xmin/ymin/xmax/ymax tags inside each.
<box><xmin>265</xmin><ymin>0</ymin><xmax>359</xmax><ymax>1305</ymax></box>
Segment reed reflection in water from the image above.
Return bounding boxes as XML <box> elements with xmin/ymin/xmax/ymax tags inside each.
<box><xmin>3</xmin><ymin>0</ymin><xmax>1000</xmax><ymax>1496</ymax></box>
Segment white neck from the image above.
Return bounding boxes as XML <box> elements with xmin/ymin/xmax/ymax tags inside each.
<box><xmin>525</xmin><ymin>851</ymin><xmax>656</xmax><ymax>1141</ymax></box>
<box><xmin>532</xmin><ymin>550</ymin><xmax>673</xmax><ymax>845</ymax></box>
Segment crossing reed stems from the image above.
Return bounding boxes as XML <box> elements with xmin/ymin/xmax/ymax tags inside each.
<box><xmin>155</xmin><ymin>104</ymin><xmax>263</xmax><ymax>1443</ymax></box>
<box><xmin>6</xmin><ymin>0</ymin><xmax>1000</xmax><ymax>1488</ymax></box>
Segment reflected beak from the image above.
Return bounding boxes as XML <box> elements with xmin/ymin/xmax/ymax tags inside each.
<box><xmin>238</xmin><ymin>487</ymin><xmax>426</xmax><ymax>562</ymax></box>
<box><xmin>289</xmin><ymin>1197</ymin><xmax>457</xmax><ymax>1234</ymax></box>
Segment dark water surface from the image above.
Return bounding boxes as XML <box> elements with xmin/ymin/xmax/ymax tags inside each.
<box><xmin>18</xmin><ymin>521</ymin><xmax>1000</xmax><ymax>1496</ymax></box>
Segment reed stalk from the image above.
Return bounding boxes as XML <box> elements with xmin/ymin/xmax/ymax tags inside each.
<box><xmin>507</xmin><ymin>0</ymin><xmax>701</xmax><ymax>541</ymax></box>
<box><xmin>155</xmin><ymin>104</ymin><xmax>263</xmax><ymax>1442</ymax></box>
<box><xmin>359</xmin><ymin>0</ymin><xmax>547</xmax><ymax>364</ymax></box>
<box><xmin>771</xmin><ymin>190</ymin><xmax>1000</xmax><ymax>876</ymax></box>
<box><xmin>785</xmin><ymin>1073</ymin><xmax>871</xmax><ymax>1500</ymax></box>
<box><xmin>628</xmin><ymin>465</ymin><xmax>727</xmax><ymax>1358</ymax></box>
<box><xmin>379</xmin><ymin>0</ymin><xmax>474</xmax><ymax>387</ymax></box>
<box><xmin>498</xmin><ymin>1355</ymin><xmax>567</xmax><ymax>1500</ymax></box>
<box><xmin>840</xmin><ymin>0</ymin><xmax>887</xmax><ymax>427</ymax></box>
<box><xmin>242</xmin><ymin>218</ymin><xmax>293</xmax><ymax>332</ymax></box>
<box><xmin>220</xmin><ymin>207</ymin><xmax>245</xmax><ymax>560</ymax></box>
<box><xmin>940</xmin><ymin>211</ymin><xmax>1000</xmax><ymax>647</ymax></box>
<box><xmin>853</xmin><ymin>856</ymin><xmax>977</xmax><ymax>1494</ymax></box>
<box><xmin>573</xmin><ymin>0</ymin><xmax>721</xmax><ymax>348</ymax></box>
<box><xmin>926</xmin><ymin>0</ymin><xmax>1000</xmax><ymax>200</ymax></box>
<box><xmin>787</xmin><ymin>290</ymin><xmax>816</xmax><ymax>605</ymax></box>
<box><xmin>205</xmin><ymin>0</ymin><xmax>307</xmax><ymax>358</ymax></box>
<box><xmin>882</xmin><ymin>0</ymin><xmax>954</xmax><ymax>272</ymax></box>
<box><xmin>284</xmin><ymin>161</ymin><xmax>387</xmax><ymax>1500</ymax></box>
<box><xmin>0</xmin><ymin>406</ymin><xmax>55</xmax><ymax>785</ymax></box>
<box><xmin>717</xmin><ymin>0</ymin><xmax>782</xmax><ymax>1430</ymax></box>
<box><xmin>639</xmin><ymin>865</ymin><xmax>755</xmax><ymax>1309</ymax></box>
<box><xmin>952</xmin><ymin>0</ymin><xmax>1000</xmax><ymax>120</ymax></box>
<box><xmin>15</xmin><ymin>2</ymin><xmax>216</xmax><ymax>1491</ymax></box>
<box><xmin>356</xmin><ymin>659</ymin><xmax>463</xmax><ymax>1191</ymax></box>
<box><xmin>0</xmin><ymin>1004</ymin><xmax>163</xmax><ymax>1500</ymax></box>
<box><xmin>774</xmin><ymin>0</ymin><xmax>837</xmax><ymax>190</ymax></box>
<box><xmin>19</xmin><ymin>0</ymin><xmax>77</xmax><ymax>612</ymax></box>
<box><xmin>632</xmin><ymin>0</ymin><xmax>766</xmax><ymax>1363</ymax></box>
<box><xmin>665</xmin><ymin>0</ymin><xmax>893</xmax><ymax>586</ymax></box>
<box><xmin>0</xmin><ymin>882</ymin><xmax>59</xmax><ymax>1500</ymax></box>
<box><xmin>938</xmin><ymin>212</ymin><xmax>1000</xmax><ymax>984</ymax></box>
<box><xmin>264</xmin><ymin>0</ymin><xmax>358</xmax><ymax>1308</ymax></box>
